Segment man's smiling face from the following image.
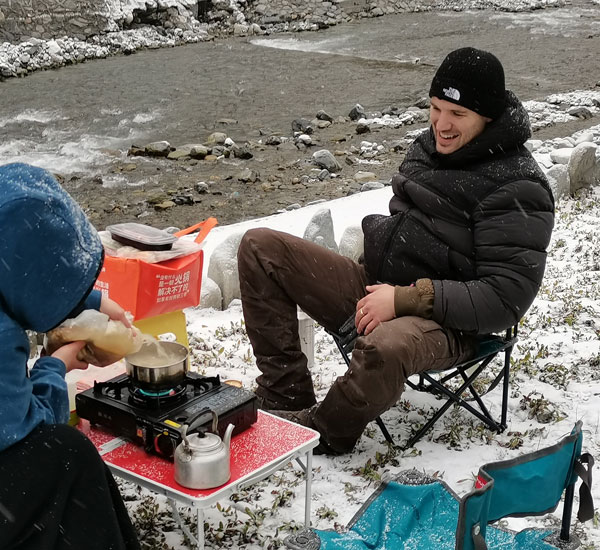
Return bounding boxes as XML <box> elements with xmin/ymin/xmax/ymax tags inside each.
<box><xmin>429</xmin><ymin>96</ymin><xmax>492</xmax><ymax>155</ymax></box>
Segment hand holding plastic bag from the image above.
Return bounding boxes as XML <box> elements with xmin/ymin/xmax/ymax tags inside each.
<box><xmin>45</xmin><ymin>309</ymin><xmax>143</xmax><ymax>367</ymax></box>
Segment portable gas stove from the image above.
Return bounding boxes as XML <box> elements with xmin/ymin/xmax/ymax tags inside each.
<box><xmin>75</xmin><ymin>372</ymin><xmax>257</xmax><ymax>459</ymax></box>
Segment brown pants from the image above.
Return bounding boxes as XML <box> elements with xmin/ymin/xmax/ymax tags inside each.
<box><xmin>238</xmin><ymin>228</ymin><xmax>476</xmax><ymax>453</ymax></box>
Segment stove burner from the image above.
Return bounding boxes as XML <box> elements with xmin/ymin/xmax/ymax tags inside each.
<box><xmin>91</xmin><ymin>374</ymin><xmax>224</xmax><ymax>409</ymax></box>
<box><xmin>139</xmin><ymin>388</ymin><xmax>175</xmax><ymax>397</ymax></box>
<box><xmin>129</xmin><ymin>384</ymin><xmax>187</xmax><ymax>408</ymax></box>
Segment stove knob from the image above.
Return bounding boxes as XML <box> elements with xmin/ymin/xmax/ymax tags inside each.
<box><xmin>154</xmin><ymin>430</ymin><xmax>175</xmax><ymax>458</ymax></box>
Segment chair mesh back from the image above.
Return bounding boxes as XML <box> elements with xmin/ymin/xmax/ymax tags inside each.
<box><xmin>456</xmin><ymin>422</ymin><xmax>583</xmax><ymax>550</ymax></box>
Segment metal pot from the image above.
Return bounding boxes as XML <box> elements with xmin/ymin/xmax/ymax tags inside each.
<box><xmin>125</xmin><ymin>341</ymin><xmax>189</xmax><ymax>391</ymax></box>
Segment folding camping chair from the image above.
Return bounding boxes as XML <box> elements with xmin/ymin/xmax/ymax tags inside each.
<box><xmin>285</xmin><ymin>421</ymin><xmax>594</xmax><ymax>550</ymax></box>
<box><xmin>328</xmin><ymin>322</ymin><xmax>518</xmax><ymax>449</ymax></box>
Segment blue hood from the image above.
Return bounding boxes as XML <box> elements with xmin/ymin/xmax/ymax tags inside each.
<box><xmin>0</xmin><ymin>163</ymin><xmax>103</xmax><ymax>332</ymax></box>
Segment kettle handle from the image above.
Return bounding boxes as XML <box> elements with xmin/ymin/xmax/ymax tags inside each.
<box><xmin>180</xmin><ymin>423</ymin><xmax>191</xmax><ymax>448</ymax></box>
<box><xmin>185</xmin><ymin>407</ymin><xmax>219</xmax><ymax>436</ymax></box>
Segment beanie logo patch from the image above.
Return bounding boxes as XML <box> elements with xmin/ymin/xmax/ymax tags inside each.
<box><xmin>443</xmin><ymin>87</ymin><xmax>461</xmax><ymax>101</ymax></box>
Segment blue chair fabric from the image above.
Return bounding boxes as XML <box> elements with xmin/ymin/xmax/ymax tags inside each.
<box><xmin>284</xmin><ymin>422</ymin><xmax>594</xmax><ymax>550</ymax></box>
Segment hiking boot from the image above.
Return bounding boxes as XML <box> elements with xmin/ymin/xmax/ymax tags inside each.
<box><xmin>268</xmin><ymin>406</ymin><xmax>345</xmax><ymax>456</ymax></box>
<box><xmin>254</xmin><ymin>393</ymin><xmax>316</xmax><ymax>412</ymax></box>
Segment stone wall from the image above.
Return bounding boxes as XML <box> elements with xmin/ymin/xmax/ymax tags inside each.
<box><xmin>0</xmin><ymin>0</ymin><xmax>443</xmax><ymax>44</ymax></box>
<box><xmin>0</xmin><ymin>0</ymin><xmax>538</xmax><ymax>44</ymax></box>
<box><xmin>244</xmin><ymin>0</ymin><xmax>437</xmax><ymax>26</ymax></box>
<box><xmin>207</xmin><ymin>0</ymin><xmax>441</xmax><ymax>36</ymax></box>
<box><xmin>0</xmin><ymin>0</ymin><xmax>202</xmax><ymax>43</ymax></box>
<box><xmin>0</xmin><ymin>0</ymin><xmax>112</xmax><ymax>42</ymax></box>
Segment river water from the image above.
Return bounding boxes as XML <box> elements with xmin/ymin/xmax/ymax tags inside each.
<box><xmin>1</xmin><ymin>3</ymin><xmax>599</xmax><ymax>179</ymax></box>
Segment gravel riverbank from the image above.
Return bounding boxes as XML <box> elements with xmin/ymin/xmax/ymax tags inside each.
<box><xmin>2</xmin><ymin>0</ymin><xmax>599</xmax><ymax>230</ymax></box>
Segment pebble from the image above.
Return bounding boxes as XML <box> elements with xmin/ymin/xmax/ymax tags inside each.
<box><xmin>354</xmin><ymin>171</ymin><xmax>376</xmax><ymax>183</ymax></box>
<box><xmin>356</xmin><ymin>122</ymin><xmax>371</xmax><ymax>134</ymax></box>
<box><xmin>312</xmin><ymin>149</ymin><xmax>342</xmax><ymax>172</ymax></box>
<box><xmin>349</xmin><ymin>104</ymin><xmax>365</xmax><ymax>121</ymax></box>
<box><xmin>297</xmin><ymin>134</ymin><xmax>312</xmax><ymax>145</ymax></box>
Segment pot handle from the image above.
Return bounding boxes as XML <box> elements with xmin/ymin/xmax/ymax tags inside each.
<box><xmin>185</xmin><ymin>407</ymin><xmax>219</xmax><ymax>435</ymax></box>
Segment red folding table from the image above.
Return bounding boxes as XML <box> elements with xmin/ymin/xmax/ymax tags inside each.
<box><xmin>78</xmin><ymin>411</ymin><xmax>320</xmax><ymax>549</ymax></box>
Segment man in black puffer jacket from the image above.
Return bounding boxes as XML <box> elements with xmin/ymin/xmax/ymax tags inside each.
<box><xmin>237</xmin><ymin>47</ymin><xmax>554</xmax><ymax>454</ymax></box>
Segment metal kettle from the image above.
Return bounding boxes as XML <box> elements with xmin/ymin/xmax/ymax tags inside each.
<box><xmin>174</xmin><ymin>409</ymin><xmax>235</xmax><ymax>489</ymax></box>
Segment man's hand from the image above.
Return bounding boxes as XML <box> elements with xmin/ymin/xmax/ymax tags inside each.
<box><xmin>99</xmin><ymin>295</ymin><xmax>131</xmax><ymax>328</ymax></box>
<box><xmin>51</xmin><ymin>340</ymin><xmax>88</xmax><ymax>372</ymax></box>
<box><xmin>356</xmin><ymin>284</ymin><xmax>396</xmax><ymax>336</ymax></box>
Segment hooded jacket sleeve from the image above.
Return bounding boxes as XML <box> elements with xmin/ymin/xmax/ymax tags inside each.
<box><xmin>0</xmin><ymin>323</ymin><xmax>69</xmax><ymax>452</ymax></box>
<box><xmin>431</xmin><ymin>178</ymin><xmax>554</xmax><ymax>334</ymax></box>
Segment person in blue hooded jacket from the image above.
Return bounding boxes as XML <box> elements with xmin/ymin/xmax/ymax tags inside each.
<box><xmin>0</xmin><ymin>163</ymin><xmax>140</xmax><ymax>549</ymax></box>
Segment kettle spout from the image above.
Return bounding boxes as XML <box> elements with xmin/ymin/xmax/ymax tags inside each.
<box><xmin>223</xmin><ymin>423</ymin><xmax>235</xmax><ymax>454</ymax></box>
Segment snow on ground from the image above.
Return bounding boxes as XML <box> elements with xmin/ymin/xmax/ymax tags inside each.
<box><xmin>109</xmin><ymin>118</ymin><xmax>600</xmax><ymax>549</ymax></box>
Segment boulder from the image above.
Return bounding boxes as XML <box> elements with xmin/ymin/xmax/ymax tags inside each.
<box><xmin>545</xmin><ymin>164</ymin><xmax>570</xmax><ymax>200</ymax></box>
<box><xmin>296</xmin><ymin>134</ymin><xmax>312</xmax><ymax>146</ymax></box>
<box><xmin>549</xmin><ymin>148</ymin><xmax>573</xmax><ymax>165</ymax></box>
<box><xmin>206</xmin><ymin>132</ymin><xmax>227</xmax><ymax>145</ymax></box>
<box><xmin>207</xmin><ymin>232</ymin><xmax>245</xmax><ymax>309</ymax></box>
<box><xmin>349</xmin><ymin>104</ymin><xmax>365</xmax><ymax>121</ymax></box>
<box><xmin>303</xmin><ymin>208</ymin><xmax>338</xmax><ymax>253</ymax></box>
<box><xmin>167</xmin><ymin>148</ymin><xmax>191</xmax><ymax>160</ymax></box>
<box><xmin>354</xmin><ymin>170</ymin><xmax>376</xmax><ymax>183</ymax></box>
<box><xmin>145</xmin><ymin>141</ymin><xmax>171</xmax><ymax>157</ymax></box>
<box><xmin>524</xmin><ymin>139</ymin><xmax>543</xmax><ymax>152</ymax></box>
<box><xmin>567</xmin><ymin>106</ymin><xmax>593</xmax><ymax>119</ymax></box>
<box><xmin>292</xmin><ymin>118</ymin><xmax>314</xmax><ymax>134</ymax></box>
<box><xmin>190</xmin><ymin>145</ymin><xmax>209</xmax><ymax>159</ymax></box>
<box><xmin>339</xmin><ymin>225</ymin><xmax>364</xmax><ymax>262</ymax></box>
<box><xmin>356</xmin><ymin>122</ymin><xmax>370</xmax><ymax>134</ymax></box>
<box><xmin>316</xmin><ymin>109</ymin><xmax>334</xmax><ymax>122</ymax></box>
<box><xmin>312</xmin><ymin>149</ymin><xmax>342</xmax><ymax>172</ymax></box>
<box><xmin>238</xmin><ymin>168</ymin><xmax>260</xmax><ymax>183</ymax></box>
<box><xmin>574</xmin><ymin>131</ymin><xmax>595</xmax><ymax>145</ymax></box>
<box><xmin>568</xmin><ymin>142</ymin><xmax>598</xmax><ymax>193</ymax></box>
<box><xmin>199</xmin><ymin>277</ymin><xmax>223</xmax><ymax>310</ymax></box>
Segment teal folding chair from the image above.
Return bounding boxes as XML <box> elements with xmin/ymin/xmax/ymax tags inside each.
<box><xmin>457</xmin><ymin>420</ymin><xmax>594</xmax><ymax>550</ymax></box>
<box><xmin>285</xmin><ymin>422</ymin><xmax>594</xmax><ymax>550</ymax></box>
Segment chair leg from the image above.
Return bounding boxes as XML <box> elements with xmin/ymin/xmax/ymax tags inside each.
<box><xmin>404</xmin><ymin>399</ymin><xmax>454</xmax><ymax>449</ymax></box>
<box><xmin>500</xmin><ymin>349</ymin><xmax>512</xmax><ymax>429</ymax></box>
<box><xmin>403</xmin><ymin>363</ymin><xmax>507</xmax><ymax>449</ymax></box>
<box><xmin>329</xmin><ymin>329</ymin><xmax>515</xmax><ymax>450</ymax></box>
<box><xmin>560</xmin><ymin>483</ymin><xmax>575</xmax><ymax>542</ymax></box>
<box><xmin>375</xmin><ymin>417</ymin><xmax>394</xmax><ymax>445</ymax></box>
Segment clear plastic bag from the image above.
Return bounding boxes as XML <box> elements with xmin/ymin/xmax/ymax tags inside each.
<box><xmin>98</xmin><ymin>231</ymin><xmax>203</xmax><ymax>264</ymax></box>
<box><xmin>45</xmin><ymin>310</ymin><xmax>143</xmax><ymax>367</ymax></box>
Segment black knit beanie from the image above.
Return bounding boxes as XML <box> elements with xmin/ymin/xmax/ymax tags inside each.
<box><xmin>429</xmin><ymin>47</ymin><xmax>506</xmax><ymax>119</ymax></box>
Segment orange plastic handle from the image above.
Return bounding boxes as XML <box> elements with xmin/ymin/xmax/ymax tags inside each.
<box><xmin>174</xmin><ymin>217</ymin><xmax>218</xmax><ymax>243</ymax></box>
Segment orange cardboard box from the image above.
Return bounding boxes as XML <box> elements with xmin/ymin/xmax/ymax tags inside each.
<box><xmin>94</xmin><ymin>218</ymin><xmax>217</xmax><ymax>321</ymax></box>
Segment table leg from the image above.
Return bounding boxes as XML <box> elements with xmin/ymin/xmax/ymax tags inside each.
<box><xmin>304</xmin><ymin>449</ymin><xmax>313</xmax><ymax>528</ymax></box>
<box><xmin>168</xmin><ymin>498</ymin><xmax>205</xmax><ymax>550</ymax></box>
<box><xmin>197</xmin><ymin>507</ymin><xmax>205</xmax><ymax>550</ymax></box>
